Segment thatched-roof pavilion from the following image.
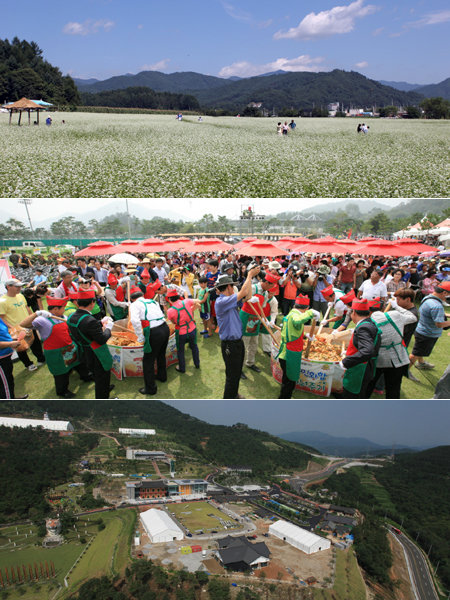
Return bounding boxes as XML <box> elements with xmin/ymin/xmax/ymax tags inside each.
<box><xmin>2</xmin><ymin>97</ymin><xmax>44</xmax><ymax>125</ymax></box>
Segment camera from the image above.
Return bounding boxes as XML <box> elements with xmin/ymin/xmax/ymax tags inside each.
<box><xmin>318</xmin><ymin>276</ymin><xmax>324</xmax><ymax>282</ymax></box>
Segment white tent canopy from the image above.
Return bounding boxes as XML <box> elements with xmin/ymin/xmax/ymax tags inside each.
<box><xmin>0</xmin><ymin>417</ymin><xmax>74</xmax><ymax>431</ymax></box>
<box><xmin>269</xmin><ymin>520</ymin><xmax>331</xmax><ymax>554</ymax></box>
<box><xmin>140</xmin><ymin>509</ymin><xmax>184</xmax><ymax>543</ymax></box>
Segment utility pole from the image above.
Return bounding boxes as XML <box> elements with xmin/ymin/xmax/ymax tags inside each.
<box><xmin>18</xmin><ymin>199</ymin><xmax>34</xmax><ymax>235</ymax></box>
<box><xmin>125</xmin><ymin>199</ymin><xmax>131</xmax><ymax>237</ymax></box>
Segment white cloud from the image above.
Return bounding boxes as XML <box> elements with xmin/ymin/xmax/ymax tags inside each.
<box><xmin>219</xmin><ymin>55</ymin><xmax>326</xmax><ymax>78</ymax></box>
<box><xmin>407</xmin><ymin>9</ymin><xmax>450</xmax><ymax>27</ymax></box>
<box><xmin>222</xmin><ymin>2</ymin><xmax>251</xmax><ymax>23</ymax></box>
<box><xmin>274</xmin><ymin>0</ymin><xmax>378</xmax><ymax>40</ymax></box>
<box><xmin>141</xmin><ymin>59</ymin><xmax>171</xmax><ymax>72</ymax></box>
<box><xmin>354</xmin><ymin>61</ymin><xmax>368</xmax><ymax>68</ymax></box>
<box><xmin>63</xmin><ymin>19</ymin><xmax>114</xmax><ymax>36</ymax></box>
<box><xmin>372</xmin><ymin>27</ymin><xmax>383</xmax><ymax>36</ymax></box>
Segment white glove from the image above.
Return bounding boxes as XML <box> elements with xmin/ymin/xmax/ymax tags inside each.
<box><xmin>389</xmin><ymin>298</ymin><xmax>398</xmax><ymax>308</ymax></box>
<box><xmin>306</xmin><ymin>334</ymin><xmax>316</xmax><ymax>342</ymax></box>
<box><xmin>102</xmin><ymin>316</ymin><xmax>113</xmax><ymax>326</ymax></box>
<box><xmin>120</xmin><ymin>302</ymin><xmax>129</xmax><ymax>308</ymax></box>
<box><xmin>249</xmin><ymin>296</ymin><xmax>259</xmax><ymax>304</ymax></box>
<box><xmin>338</xmin><ymin>361</ymin><xmax>346</xmax><ymax>370</ymax></box>
<box><xmin>104</xmin><ymin>321</ymin><xmax>114</xmax><ymax>331</ymax></box>
<box><xmin>311</xmin><ymin>309</ymin><xmax>321</xmax><ymax>320</ymax></box>
<box><xmin>36</xmin><ymin>310</ymin><xmax>52</xmax><ymax>318</ymax></box>
<box><xmin>121</xmin><ymin>276</ymin><xmax>130</xmax><ymax>283</ymax></box>
<box><xmin>320</xmin><ymin>319</ymin><xmax>328</xmax><ymax>326</ymax></box>
<box><xmin>137</xmin><ymin>335</ymin><xmax>145</xmax><ymax>344</ymax></box>
<box><xmin>328</xmin><ymin>302</ymin><xmax>334</xmax><ymax>308</ymax></box>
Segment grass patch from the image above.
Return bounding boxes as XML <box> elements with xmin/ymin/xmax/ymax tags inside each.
<box><xmin>168</xmin><ymin>501</ymin><xmax>239</xmax><ymax>534</ymax></box>
<box><xmin>11</xmin><ymin>311</ymin><xmax>449</xmax><ymax>399</ymax></box>
<box><xmin>313</xmin><ymin>548</ymin><xmax>366</xmax><ymax>600</ymax></box>
<box><xmin>353</xmin><ymin>467</ymin><xmax>396</xmax><ymax>512</ymax></box>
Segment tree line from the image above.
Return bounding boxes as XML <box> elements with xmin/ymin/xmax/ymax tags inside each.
<box><xmin>80</xmin><ymin>86</ymin><xmax>200</xmax><ymax>111</ymax></box>
<box><xmin>0</xmin><ymin>38</ymin><xmax>80</xmax><ymax>106</ymax></box>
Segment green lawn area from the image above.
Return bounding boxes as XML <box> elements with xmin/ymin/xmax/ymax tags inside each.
<box><xmin>169</xmin><ymin>501</ymin><xmax>240</xmax><ymax>533</ymax></box>
<box><xmin>65</xmin><ymin>509</ymin><xmax>135</xmax><ymax>593</ymax></box>
<box><xmin>313</xmin><ymin>549</ymin><xmax>366</xmax><ymax>600</ymax></box>
<box><xmin>353</xmin><ymin>467</ymin><xmax>397</xmax><ymax>512</ymax></box>
<box><xmin>11</xmin><ymin>312</ymin><xmax>449</xmax><ymax>399</ymax></box>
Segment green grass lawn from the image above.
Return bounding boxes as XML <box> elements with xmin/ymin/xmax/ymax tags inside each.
<box><xmin>353</xmin><ymin>468</ymin><xmax>397</xmax><ymax>512</ymax></box>
<box><xmin>313</xmin><ymin>549</ymin><xmax>366</xmax><ymax>600</ymax></box>
<box><xmin>11</xmin><ymin>312</ymin><xmax>449</xmax><ymax>399</ymax></box>
<box><xmin>169</xmin><ymin>501</ymin><xmax>239</xmax><ymax>533</ymax></box>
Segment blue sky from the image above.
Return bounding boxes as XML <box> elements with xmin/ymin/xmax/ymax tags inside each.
<box><xmin>2</xmin><ymin>0</ymin><xmax>449</xmax><ymax>84</ymax></box>
<box><xmin>164</xmin><ymin>401</ymin><xmax>450</xmax><ymax>448</ymax></box>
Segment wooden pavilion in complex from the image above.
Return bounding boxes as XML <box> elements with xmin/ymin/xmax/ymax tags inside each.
<box><xmin>2</xmin><ymin>97</ymin><xmax>45</xmax><ymax>125</ymax></box>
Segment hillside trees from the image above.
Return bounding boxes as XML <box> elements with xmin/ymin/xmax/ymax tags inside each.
<box><xmin>419</xmin><ymin>97</ymin><xmax>450</xmax><ymax>119</ymax></box>
<box><xmin>0</xmin><ymin>37</ymin><xmax>80</xmax><ymax>105</ymax></box>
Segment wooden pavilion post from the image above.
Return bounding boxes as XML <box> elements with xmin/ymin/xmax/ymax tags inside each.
<box><xmin>28</xmin><ymin>109</ymin><xmax>31</xmax><ymax>125</ymax></box>
<box><xmin>8</xmin><ymin>109</ymin><xmax>12</xmax><ymax>125</ymax></box>
<box><xmin>18</xmin><ymin>110</ymin><xmax>22</xmax><ymax>126</ymax></box>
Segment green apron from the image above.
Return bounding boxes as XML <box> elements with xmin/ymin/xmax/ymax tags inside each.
<box><xmin>172</xmin><ymin>302</ymin><xmax>197</xmax><ymax>347</ymax></box>
<box><xmin>139</xmin><ymin>299</ymin><xmax>165</xmax><ymax>353</ymax></box>
<box><xmin>333</xmin><ymin>315</ymin><xmax>345</xmax><ymax>330</ymax></box>
<box><xmin>106</xmin><ymin>286</ymin><xmax>128</xmax><ymax>321</ymax></box>
<box><xmin>277</xmin><ymin>309</ymin><xmax>310</xmax><ymax>382</ymax></box>
<box><xmin>343</xmin><ymin>320</ymin><xmax>381</xmax><ymax>395</ymax></box>
<box><xmin>43</xmin><ymin>318</ymin><xmax>80</xmax><ymax>376</ymax></box>
<box><xmin>240</xmin><ymin>310</ymin><xmax>261</xmax><ymax>337</ymax></box>
<box><xmin>69</xmin><ymin>313</ymin><xmax>113</xmax><ymax>371</ymax></box>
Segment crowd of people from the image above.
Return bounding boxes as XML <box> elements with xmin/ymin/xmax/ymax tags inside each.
<box><xmin>0</xmin><ymin>245</ymin><xmax>448</xmax><ymax>400</ymax></box>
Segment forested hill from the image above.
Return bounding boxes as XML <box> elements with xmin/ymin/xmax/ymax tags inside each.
<box><xmin>0</xmin><ymin>38</ymin><xmax>80</xmax><ymax>105</ymax></box>
<box><xmin>76</xmin><ymin>70</ymin><xmax>232</xmax><ymax>94</ymax></box>
<box><xmin>415</xmin><ymin>77</ymin><xmax>450</xmax><ymax>101</ymax></box>
<box><xmin>1</xmin><ymin>400</ymin><xmax>317</xmax><ymax>473</ymax></box>
<box><xmin>191</xmin><ymin>70</ymin><xmax>423</xmax><ymax>111</ymax></box>
<box><xmin>80</xmin><ymin>86</ymin><xmax>200</xmax><ymax>111</ymax></box>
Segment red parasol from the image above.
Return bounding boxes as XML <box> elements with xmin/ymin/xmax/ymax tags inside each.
<box><xmin>394</xmin><ymin>239</ymin><xmax>438</xmax><ymax>254</ymax></box>
<box><xmin>233</xmin><ymin>237</ymin><xmax>258</xmax><ymax>251</ymax></box>
<box><xmin>354</xmin><ymin>240</ymin><xmax>406</xmax><ymax>257</ymax></box>
<box><xmin>112</xmin><ymin>239</ymin><xmax>144</xmax><ymax>254</ymax></box>
<box><xmin>237</xmin><ymin>241</ymin><xmax>288</xmax><ymax>257</ymax></box>
<box><xmin>140</xmin><ymin>239</ymin><xmax>169</xmax><ymax>253</ymax></box>
<box><xmin>163</xmin><ymin>238</ymin><xmax>194</xmax><ymax>251</ymax></box>
<box><xmin>184</xmin><ymin>238</ymin><xmax>234</xmax><ymax>252</ymax></box>
<box><xmin>74</xmin><ymin>241</ymin><xmax>117</xmax><ymax>257</ymax></box>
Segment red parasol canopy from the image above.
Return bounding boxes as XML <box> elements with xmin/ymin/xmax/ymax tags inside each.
<box><xmin>140</xmin><ymin>240</ymin><xmax>169</xmax><ymax>253</ymax></box>
<box><xmin>298</xmin><ymin>238</ymin><xmax>344</xmax><ymax>254</ymax></box>
<box><xmin>233</xmin><ymin>237</ymin><xmax>258</xmax><ymax>251</ymax></box>
<box><xmin>112</xmin><ymin>239</ymin><xmax>144</xmax><ymax>254</ymax></box>
<box><xmin>184</xmin><ymin>238</ymin><xmax>234</xmax><ymax>252</ymax></box>
<box><xmin>74</xmin><ymin>241</ymin><xmax>117</xmax><ymax>257</ymax></box>
<box><xmin>163</xmin><ymin>238</ymin><xmax>194</xmax><ymax>251</ymax></box>
<box><xmin>394</xmin><ymin>239</ymin><xmax>438</xmax><ymax>254</ymax></box>
<box><xmin>354</xmin><ymin>240</ymin><xmax>406</xmax><ymax>257</ymax></box>
<box><xmin>237</xmin><ymin>241</ymin><xmax>288</xmax><ymax>257</ymax></box>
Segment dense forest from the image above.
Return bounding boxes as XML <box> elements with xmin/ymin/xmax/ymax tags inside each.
<box><xmin>1</xmin><ymin>400</ymin><xmax>315</xmax><ymax>474</ymax></box>
<box><xmin>0</xmin><ymin>426</ymin><xmax>99</xmax><ymax>523</ymax></box>
<box><xmin>377</xmin><ymin>447</ymin><xmax>450</xmax><ymax>591</ymax></box>
<box><xmin>80</xmin><ymin>86</ymin><xmax>200</xmax><ymax>111</ymax></box>
<box><xmin>325</xmin><ymin>447</ymin><xmax>450</xmax><ymax>591</ymax></box>
<box><xmin>0</xmin><ymin>38</ymin><xmax>80</xmax><ymax>105</ymax></box>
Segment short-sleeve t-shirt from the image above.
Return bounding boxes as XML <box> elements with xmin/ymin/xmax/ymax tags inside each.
<box><xmin>167</xmin><ymin>299</ymin><xmax>196</xmax><ymax>336</ymax></box>
<box><xmin>0</xmin><ymin>294</ymin><xmax>29</xmax><ymax>326</ymax></box>
<box><xmin>0</xmin><ymin>318</ymin><xmax>14</xmax><ymax>358</ymax></box>
<box><xmin>416</xmin><ymin>295</ymin><xmax>445</xmax><ymax>339</ymax></box>
<box><xmin>215</xmin><ymin>294</ymin><xmax>242</xmax><ymax>341</ymax></box>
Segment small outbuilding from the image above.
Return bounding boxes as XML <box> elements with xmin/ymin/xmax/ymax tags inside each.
<box><xmin>269</xmin><ymin>520</ymin><xmax>331</xmax><ymax>554</ymax></box>
<box><xmin>140</xmin><ymin>508</ymin><xmax>184</xmax><ymax>544</ymax></box>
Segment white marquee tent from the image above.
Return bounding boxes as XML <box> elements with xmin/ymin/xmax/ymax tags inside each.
<box><xmin>0</xmin><ymin>417</ymin><xmax>74</xmax><ymax>431</ymax></box>
<box><xmin>269</xmin><ymin>520</ymin><xmax>331</xmax><ymax>554</ymax></box>
<box><xmin>140</xmin><ymin>509</ymin><xmax>184</xmax><ymax>543</ymax></box>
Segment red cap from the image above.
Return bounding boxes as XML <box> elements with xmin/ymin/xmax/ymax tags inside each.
<box><xmin>108</xmin><ymin>274</ymin><xmax>118</xmax><ymax>286</ymax></box>
<box><xmin>321</xmin><ymin>285</ymin><xmax>335</xmax><ymax>299</ymax></box>
<box><xmin>368</xmin><ymin>298</ymin><xmax>382</xmax><ymax>310</ymax></box>
<box><xmin>295</xmin><ymin>295</ymin><xmax>310</xmax><ymax>307</ymax></box>
<box><xmin>78</xmin><ymin>290</ymin><xmax>96</xmax><ymax>300</ymax></box>
<box><xmin>352</xmin><ymin>298</ymin><xmax>369</xmax><ymax>311</ymax></box>
<box><xmin>265</xmin><ymin>272</ymin><xmax>281</xmax><ymax>284</ymax></box>
<box><xmin>341</xmin><ymin>289</ymin><xmax>356</xmax><ymax>305</ymax></box>
<box><xmin>436</xmin><ymin>280</ymin><xmax>450</xmax><ymax>292</ymax></box>
<box><xmin>151</xmin><ymin>279</ymin><xmax>162</xmax><ymax>292</ymax></box>
<box><xmin>68</xmin><ymin>291</ymin><xmax>79</xmax><ymax>301</ymax></box>
<box><xmin>141</xmin><ymin>268</ymin><xmax>150</xmax><ymax>280</ymax></box>
<box><xmin>166</xmin><ymin>288</ymin><xmax>179</xmax><ymax>299</ymax></box>
<box><xmin>46</xmin><ymin>296</ymin><xmax>69</xmax><ymax>307</ymax></box>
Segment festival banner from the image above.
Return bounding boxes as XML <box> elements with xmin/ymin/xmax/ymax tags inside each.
<box><xmin>297</xmin><ymin>359</ymin><xmax>333</xmax><ymax>397</ymax></box>
<box><xmin>109</xmin><ymin>345</ymin><xmax>123</xmax><ymax>381</ymax></box>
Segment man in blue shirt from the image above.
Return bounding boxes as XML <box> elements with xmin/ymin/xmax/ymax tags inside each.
<box><xmin>33</xmin><ymin>268</ymin><xmax>47</xmax><ymax>287</ymax></box>
<box><xmin>215</xmin><ymin>265</ymin><xmax>260</xmax><ymax>399</ymax></box>
<box><xmin>0</xmin><ymin>318</ymin><xmax>27</xmax><ymax>399</ymax></box>
<box><xmin>410</xmin><ymin>281</ymin><xmax>450</xmax><ymax>370</ymax></box>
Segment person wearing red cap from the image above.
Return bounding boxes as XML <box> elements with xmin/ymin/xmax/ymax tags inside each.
<box><xmin>319</xmin><ymin>285</ymin><xmax>346</xmax><ymax>329</ymax></box>
<box><xmin>340</xmin><ymin>299</ymin><xmax>381</xmax><ymax>398</ymax></box>
<box><xmin>104</xmin><ymin>275</ymin><xmax>129</xmax><ymax>321</ymax></box>
<box><xmin>166</xmin><ymin>289</ymin><xmax>201</xmax><ymax>373</ymax></box>
<box><xmin>68</xmin><ymin>290</ymin><xmax>114</xmax><ymax>399</ymax></box>
<box><xmin>364</xmin><ymin>296</ymin><xmax>418</xmax><ymax>398</ymax></box>
<box><xmin>410</xmin><ymin>280</ymin><xmax>450</xmax><ymax>371</ymax></box>
<box><xmin>277</xmin><ymin>295</ymin><xmax>320</xmax><ymax>399</ymax></box>
<box><xmin>129</xmin><ymin>291</ymin><xmax>170</xmax><ymax>395</ymax></box>
<box><xmin>333</xmin><ymin>289</ymin><xmax>357</xmax><ymax>333</ymax></box>
<box><xmin>20</xmin><ymin>296</ymin><xmax>92</xmax><ymax>398</ymax></box>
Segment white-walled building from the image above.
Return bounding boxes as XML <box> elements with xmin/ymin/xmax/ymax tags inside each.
<box><xmin>269</xmin><ymin>520</ymin><xmax>331</xmax><ymax>554</ymax></box>
<box><xmin>119</xmin><ymin>428</ymin><xmax>156</xmax><ymax>436</ymax></box>
<box><xmin>140</xmin><ymin>508</ymin><xmax>184</xmax><ymax>543</ymax></box>
<box><xmin>0</xmin><ymin>417</ymin><xmax>74</xmax><ymax>432</ymax></box>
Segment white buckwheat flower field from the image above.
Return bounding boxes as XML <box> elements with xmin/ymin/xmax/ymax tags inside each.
<box><xmin>1</xmin><ymin>112</ymin><xmax>448</xmax><ymax>197</ymax></box>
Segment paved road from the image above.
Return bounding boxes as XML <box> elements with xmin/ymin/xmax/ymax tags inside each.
<box><xmin>389</xmin><ymin>529</ymin><xmax>438</xmax><ymax>600</ymax></box>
